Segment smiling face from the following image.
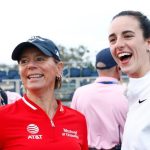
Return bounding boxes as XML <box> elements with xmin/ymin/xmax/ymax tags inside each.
<box><xmin>108</xmin><ymin>15</ymin><xmax>150</xmax><ymax>78</ymax></box>
<box><xmin>18</xmin><ymin>47</ymin><xmax>63</xmax><ymax>93</ymax></box>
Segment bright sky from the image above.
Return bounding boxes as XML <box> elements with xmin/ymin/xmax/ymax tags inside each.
<box><xmin>0</xmin><ymin>0</ymin><xmax>149</xmax><ymax>65</ymax></box>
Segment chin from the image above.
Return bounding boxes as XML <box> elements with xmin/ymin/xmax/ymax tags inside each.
<box><xmin>27</xmin><ymin>86</ymin><xmax>44</xmax><ymax>91</ymax></box>
<box><xmin>121</xmin><ymin>67</ymin><xmax>131</xmax><ymax>76</ymax></box>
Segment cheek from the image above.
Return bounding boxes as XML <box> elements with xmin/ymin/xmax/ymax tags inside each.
<box><xmin>18</xmin><ymin>67</ymin><xmax>26</xmax><ymax>81</ymax></box>
<box><xmin>110</xmin><ymin>47</ymin><xmax>116</xmax><ymax>58</ymax></box>
<box><xmin>18</xmin><ymin>67</ymin><xmax>23</xmax><ymax>77</ymax></box>
<box><xmin>45</xmin><ymin>65</ymin><xmax>57</xmax><ymax>78</ymax></box>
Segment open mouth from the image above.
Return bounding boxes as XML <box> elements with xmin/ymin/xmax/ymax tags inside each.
<box><xmin>118</xmin><ymin>52</ymin><xmax>132</xmax><ymax>62</ymax></box>
<box><xmin>27</xmin><ymin>74</ymin><xmax>44</xmax><ymax>79</ymax></box>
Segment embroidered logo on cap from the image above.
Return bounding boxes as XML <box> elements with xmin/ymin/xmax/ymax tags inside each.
<box><xmin>28</xmin><ymin>36</ymin><xmax>45</xmax><ymax>42</ymax></box>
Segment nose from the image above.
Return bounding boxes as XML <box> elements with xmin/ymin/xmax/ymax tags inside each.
<box><xmin>114</xmin><ymin>37</ymin><xmax>125</xmax><ymax>50</ymax></box>
<box><xmin>26</xmin><ymin>60</ymin><xmax>37</xmax><ymax>69</ymax></box>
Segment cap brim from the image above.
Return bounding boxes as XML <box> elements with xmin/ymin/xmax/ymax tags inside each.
<box><xmin>11</xmin><ymin>42</ymin><xmax>53</xmax><ymax>61</ymax></box>
<box><xmin>12</xmin><ymin>42</ymin><xmax>35</xmax><ymax>60</ymax></box>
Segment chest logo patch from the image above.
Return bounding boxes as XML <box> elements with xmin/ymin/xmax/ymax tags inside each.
<box><xmin>139</xmin><ymin>99</ymin><xmax>147</xmax><ymax>104</ymax></box>
<box><xmin>62</xmin><ymin>128</ymin><xmax>79</xmax><ymax>139</ymax></box>
<box><xmin>27</xmin><ymin>124</ymin><xmax>39</xmax><ymax>134</ymax></box>
<box><xmin>27</xmin><ymin>124</ymin><xmax>42</xmax><ymax>140</ymax></box>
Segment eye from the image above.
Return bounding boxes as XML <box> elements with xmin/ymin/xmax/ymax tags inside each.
<box><xmin>109</xmin><ymin>37</ymin><xmax>116</xmax><ymax>44</ymax></box>
<box><xmin>124</xmin><ymin>34</ymin><xmax>134</xmax><ymax>39</ymax></box>
<box><xmin>36</xmin><ymin>56</ymin><xmax>46</xmax><ymax>62</ymax></box>
<box><xmin>19</xmin><ymin>58</ymin><xmax>29</xmax><ymax>65</ymax></box>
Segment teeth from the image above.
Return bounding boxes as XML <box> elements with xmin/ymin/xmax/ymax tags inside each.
<box><xmin>118</xmin><ymin>52</ymin><xmax>131</xmax><ymax>58</ymax></box>
<box><xmin>28</xmin><ymin>74</ymin><xmax>43</xmax><ymax>79</ymax></box>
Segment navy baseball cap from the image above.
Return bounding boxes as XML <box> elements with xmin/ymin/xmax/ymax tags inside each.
<box><xmin>12</xmin><ymin>36</ymin><xmax>60</xmax><ymax>61</ymax></box>
<box><xmin>96</xmin><ymin>48</ymin><xmax>117</xmax><ymax>69</ymax></box>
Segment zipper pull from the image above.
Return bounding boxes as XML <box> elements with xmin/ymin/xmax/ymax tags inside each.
<box><xmin>50</xmin><ymin>119</ymin><xmax>55</xmax><ymax>127</ymax></box>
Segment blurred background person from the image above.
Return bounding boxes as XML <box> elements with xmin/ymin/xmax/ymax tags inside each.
<box><xmin>71</xmin><ymin>48</ymin><xmax>128</xmax><ymax>150</ymax></box>
<box><xmin>0</xmin><ymin>87</ymin><xmax>21</xmax><ymax>106</ymax></box>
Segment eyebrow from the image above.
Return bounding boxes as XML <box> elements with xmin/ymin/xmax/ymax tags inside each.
<box><xmin>109</xmin><ymin>30</ymin><xmax>135</xmax><ymax>38</ymax></box>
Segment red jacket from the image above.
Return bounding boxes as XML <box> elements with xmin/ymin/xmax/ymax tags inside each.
<box><xmin>0</xmin><ymin>94</ymin><xmax>88</xmax><ymax>150</ymax></box>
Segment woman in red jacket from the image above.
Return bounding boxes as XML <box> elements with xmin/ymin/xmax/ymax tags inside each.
<box><xmin>0</xmin><ymin>36</ymin><xmax>88</xmax><ymax>150</ymax></box>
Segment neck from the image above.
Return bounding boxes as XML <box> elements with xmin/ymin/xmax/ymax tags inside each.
<box><xmin>129</xmin><ymin>67</ymin><xmax>150</xmax><ymax>78</ymax></box>
<box><xmin>26</xmin><ymin>91</ymin><xmax>58</xmax><ymax>119</ymax></box>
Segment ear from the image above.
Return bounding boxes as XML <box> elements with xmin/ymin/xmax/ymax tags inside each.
<box><xmin>115</xmin><ymin>65</ymin><xmax>120</xmax><ymax>71</ymax></box>
<box><xmin>146</xmin><ymin>38</ymin><xmax>150</xmax><ymax>48</ymax></box>
<box><xmin>56</xmin><ymin>61</ymin><xmax>64</xmax><ymax>75</ymax></box>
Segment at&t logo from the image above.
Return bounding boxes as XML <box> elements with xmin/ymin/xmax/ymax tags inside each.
<box><xmin>27</xmin><ymin>124</ymin><xmax>43</xmax><ymax>140</ymax></box>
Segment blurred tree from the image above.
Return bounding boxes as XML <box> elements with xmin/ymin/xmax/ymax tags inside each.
<box><xmin>0</xmin><ymin>45</ymin><xmax>94</xmax><ymax>70</ymax></box>
<box><xmin>58</xmin><ymin>45</ymin><xmax>94</xmax><ymax>69</ymax></box>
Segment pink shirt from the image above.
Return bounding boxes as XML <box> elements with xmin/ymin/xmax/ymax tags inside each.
<box><xmin>71</xmin><ymin>77</ymin><xmax>128</xmax><ymax>149</ymax></box>
<box><xmin>6</xmin><ymin>91</ymin><xmax>21</xmax><ymax>104</ymax></box>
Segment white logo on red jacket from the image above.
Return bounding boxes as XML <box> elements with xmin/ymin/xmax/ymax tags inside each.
<box><xmin>62</xmin><ymin>128</ymin><xmax>79</xmax><ymax>139</ymax></box>
<box><xmin>27</xmin><ymin>124</ymin><xmax>42</xmax><ymax>140</ymax></box>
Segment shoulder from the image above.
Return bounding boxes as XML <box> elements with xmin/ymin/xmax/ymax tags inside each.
<box><xmin>0</xmin><ymin>103</ymin><xmax>16</xmax><ymax>126</ymax></box>
<box><xmin>74</xmin><ymin>83</ymin><xmax>93</xmax><ymax>93</ymax></box>
<box><xmin>0</xmin><ymin>99</ymin><xmax>22</xmax><ymax>115</ymax></box>
<box><xmin>112</xmin><ymin>84</ymin><xmax>127</xmax><ymax>94</ymax></box>
<box><xmin>64</xmin><ymin>105</ymin><xmax>86</xmax><ymax>121</ymax></box>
